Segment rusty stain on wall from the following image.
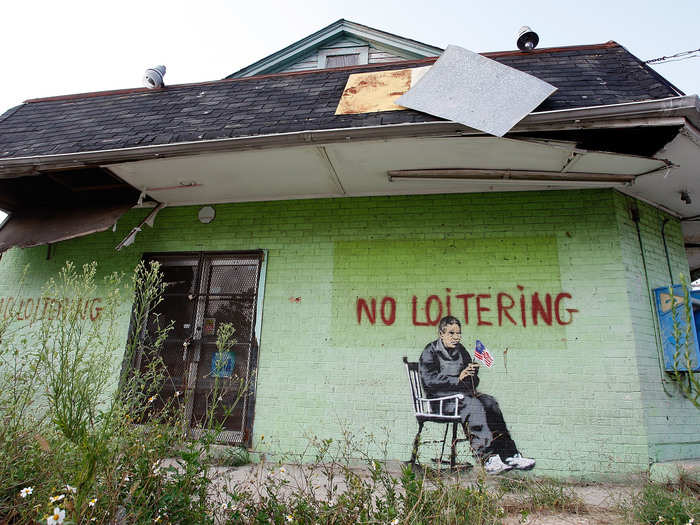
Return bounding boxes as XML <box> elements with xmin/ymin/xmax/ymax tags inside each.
<box><xmin>335</xmin><ymin>67</ymin><xmax>430</xmax><ymax>115</ymax></box>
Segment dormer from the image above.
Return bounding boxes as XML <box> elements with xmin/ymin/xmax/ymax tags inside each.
<box><xmin>226</xmin><ymin>19</ymin><xmax>443</xmax><ymax>78</ymax></box>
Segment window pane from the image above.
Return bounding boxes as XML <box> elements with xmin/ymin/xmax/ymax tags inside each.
<box><xmin>326</xmin><ymin>54</ymin><xmax>360</xmax><ymax>68</ymax></box>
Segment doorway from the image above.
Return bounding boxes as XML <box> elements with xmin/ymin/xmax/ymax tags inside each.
<box><xmin>138</xmin><ymin>251</ymin><xmax>264</xmax><ymax>444</ymax></box>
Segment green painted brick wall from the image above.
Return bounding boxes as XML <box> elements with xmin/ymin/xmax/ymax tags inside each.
<box><xmin>0</xmin><ymin>188</ymin><xmax>697</xmax><ymax>478</ymax></box>
<box><xmin>614</xmin><ymin>192</ymin><xmax>700</xmax><ymax>464</ymax></box>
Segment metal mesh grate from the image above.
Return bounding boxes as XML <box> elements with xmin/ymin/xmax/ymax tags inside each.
<box><xmin>191</xmin><ymin>257</ymin><xmax>260</xmax><ymax>433</ymax></box>
<box><xmin>207</xmin><ymin>262</ymin><xmax>258</xmax><ymax>295</ymax></box>
<box><xmin>133</xmin><ymin>252</ymin><xmax>262</xmax><ymax>442</ymax></box>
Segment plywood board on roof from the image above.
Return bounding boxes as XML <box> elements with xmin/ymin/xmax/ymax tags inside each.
<box><xmin>335</xmin><ymin>67</ymin><xmax>430</xmax><ymax>115</ymax></box>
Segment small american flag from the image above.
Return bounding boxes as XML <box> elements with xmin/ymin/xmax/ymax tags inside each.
<box><xmin>474</xmin><ymin>340</ymin><xmax>494</xmax><ymax>368</ymax></box>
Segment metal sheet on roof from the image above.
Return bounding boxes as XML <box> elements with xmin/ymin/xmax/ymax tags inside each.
<box><xmin>395</xmin><ymin>45</ymin><xmax>557</xmax><ymax>137</ymax></box>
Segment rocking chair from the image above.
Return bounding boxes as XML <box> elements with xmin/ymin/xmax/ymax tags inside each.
<box><xmin>403</xmin><ymin>356</ymin><xmax>471</xmax><ymax>470</ymax></box>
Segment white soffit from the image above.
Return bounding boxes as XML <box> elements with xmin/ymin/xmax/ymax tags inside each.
<box><xmin>109</xmin><ymin>147</ymin><xmax>342</xmax><ymax>205</ymax></box>
<box><xmin>395</xmin><ymin>45</ymin><xmax>557</xmax><ymax>137</ymax></box>
<box><xmin>107</xmin><ymin>136</ymin><xmax>666</xmax><ymax>205</ymax></box>
<box><xmin>327</xmin><ymin>137</ymin><xmax>664</xmax><ymax>195</ymax></box>
<box><xmin>623</xmin><ymin>130</ymin><xmax>700</xmax><ymax>217</ymax></box>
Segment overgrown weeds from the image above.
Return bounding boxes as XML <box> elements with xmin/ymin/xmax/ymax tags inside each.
<box><xmin>498</xmin><ymin>476</ymin><xmax>585</xmax><ymax>515</ymax></box>
<box><xmin>0</xmin><ymin>261</ymin><xmax>248</xmax><ymax>524</ymax></box>
<box><xmin>629</xmin><ymin>479</ymin><xmax>699</xmax><ymax>525</ymax></box>
<box><xmin>213</xmin><ymin>454</ymin><xmax>506</xmax><ymax>524</ymax></box>
<box><xmin>220</xmin><ymin>446</ymin><xmax>252</xmax><ymax>467</ymax></box>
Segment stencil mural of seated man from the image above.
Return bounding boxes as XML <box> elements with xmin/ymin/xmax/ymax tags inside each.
<box><xmin>419</xmin><ymin>315</ymin><xmax>535</xmax><ymax>474</ymax></box>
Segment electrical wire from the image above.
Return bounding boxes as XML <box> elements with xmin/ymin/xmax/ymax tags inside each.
<box><xmin>645</xmin><ymin>48</ymin><xmax>700</xmax><ymax>64</ymax></box>
<box><xmin>630</xmin><ymin>203</ymin><xmax>674</xmax><ymax>396</ymax></box>
<box><xmin>654</xmin><ymin>56</ymin><xmax>699</xmax><ymax>65</ymax></box>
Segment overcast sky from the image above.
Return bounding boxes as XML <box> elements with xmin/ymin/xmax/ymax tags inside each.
<box><xmin>1</xmin><ymin>0</ymin><xmax>698</xmax><ymax>114</ymax></box>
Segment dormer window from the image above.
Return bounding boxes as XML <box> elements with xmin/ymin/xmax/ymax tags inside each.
<box><xmin>326</xmin><ymin>53</ymin><xmax>360</xmax><ymax>68</ymax></box>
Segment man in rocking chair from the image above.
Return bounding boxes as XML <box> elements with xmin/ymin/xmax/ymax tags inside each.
<box><xmin>419</xmin><ymin>315</ymin><xmax>535</xmax><ymax>474</ymax></box>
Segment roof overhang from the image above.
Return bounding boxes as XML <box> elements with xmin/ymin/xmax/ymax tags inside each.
<box><xmin>1</xmin><ymin>95</ymin><xmax>700</xmax><ymax>265</ymax></box>
<box><xmin>0</xmin><ymin>95</ymin><xmax>697</xmax><ymax>179</ymax></box>
<box><xmin>102</xmin><ymin>136</ymin><xmax>666</xmax><ymax>206</ymax></box>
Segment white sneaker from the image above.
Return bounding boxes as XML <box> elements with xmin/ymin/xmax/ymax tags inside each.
<box><xmin>484</xmin><ymin>455</ymin><xmax>513</xmax><ymax>474</ymax></box>
<box><xmin>505</xmin><ymin>453</ymin><xmax>535</xmax><ymax>470</ymax></box>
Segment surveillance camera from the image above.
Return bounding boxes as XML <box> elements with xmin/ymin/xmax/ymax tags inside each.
<box><xmin>144</xmin><ymin>65</ymin><xmax>166</xmax><ymax>89</ymax></box>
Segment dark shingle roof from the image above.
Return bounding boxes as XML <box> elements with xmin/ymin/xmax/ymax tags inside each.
<box><xmin>0</xmin><ymin>42</ymin><xmax>682</xmax><ymax>160</ymax></box>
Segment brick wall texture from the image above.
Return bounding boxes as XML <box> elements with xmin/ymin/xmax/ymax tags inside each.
<box><xmin>1</xmin><ymin>188</ymin><xmax>698</xmax><ymax>479</ymax></box>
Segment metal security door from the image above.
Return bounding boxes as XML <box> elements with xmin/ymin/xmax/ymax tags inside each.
<box><xmin>187</xmin><ymin>253</ymin><xmax>262</xmax><ymax>443</ymax></box>
<box><xmin>139</xmin><ymin>254</ymin><xmax>200</xmax><ymax>418</ymax></box>
<box><xmin>144</xmin><ymin>251</ymin><xmax>262</xmax><ymax>444</ymax></box>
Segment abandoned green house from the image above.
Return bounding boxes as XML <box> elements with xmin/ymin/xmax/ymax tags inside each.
<box><xmin>1</xmin><ymin>19</ymin><xmax>699</xmax><ymax>479</ymax></box>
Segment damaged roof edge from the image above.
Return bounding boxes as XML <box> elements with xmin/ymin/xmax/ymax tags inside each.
<box><xmin>0</xmin><ymin>95</ymin><xmax>698</xmax><ymax>178</ymax></box>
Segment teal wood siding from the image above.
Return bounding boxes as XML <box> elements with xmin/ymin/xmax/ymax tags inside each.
<box><xmin>276</xmin><ymin>36</ymin><xmax>412</xmax><ymax>73</ymax></box>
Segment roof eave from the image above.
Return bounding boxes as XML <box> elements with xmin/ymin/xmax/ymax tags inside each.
<box><xmin>1</xmin><ymin>95</ymin><xmax>698</xmax><ymax>178</ymax></box>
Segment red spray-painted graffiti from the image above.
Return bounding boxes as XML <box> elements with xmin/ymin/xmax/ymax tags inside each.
<box><xmin>0</xmin><ymin>296</ymin><xmax>104</xmax><ymax>324</ymax></box>
<box><xmin>356</xmin><ymin>287</ymin><xmax>578</xmax><ymax>326</ymax></box>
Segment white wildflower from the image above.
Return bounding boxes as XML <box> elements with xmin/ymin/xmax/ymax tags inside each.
<box><xmin>64</xmin><ymin>484</ymin><xmax>77</xmax><ymax>494</ymax></box>
<box><xmin>88</xmin><ymin>497</ymin><xmax>97</xmax><ymax>507</ymax></box>
<box><xmin>49</xmin><ymin>494</ymin><xmax>65</xmax><ymax>503</ymax></box>
<box><xmin>391</xmin><ymin>519</ymin><xmax>399</xmax><ymax>525</ymax></box>
<box><xmin>46</xmin><ymin>507</ymin><xmax>65</xmax><ymax>525</ymax></box>
<box><xmin>286</xmin><ymin>515</ymin><xmax>293</xmax><ymax>523</ymax></box>
<box><xmin>279</xmin><ymin>467</ymin><xmax>286</xmax><ymax>473</ymax></box>
<box><xmin>20</xmin><ymin>487</ymin><xmax>33</xmax><ymax>498</ymax></box>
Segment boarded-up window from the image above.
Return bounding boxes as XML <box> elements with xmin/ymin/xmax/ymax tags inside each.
<box><xmin>326</xmin><ymin>54</ymin><xmax>360</xmax><ymax>68</ymax></box>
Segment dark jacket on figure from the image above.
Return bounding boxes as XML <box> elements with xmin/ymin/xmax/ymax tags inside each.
<box><xmin>419</xmin><ymin>339</ymin><xmax>479</xmax><ymax>399</ymax></box>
